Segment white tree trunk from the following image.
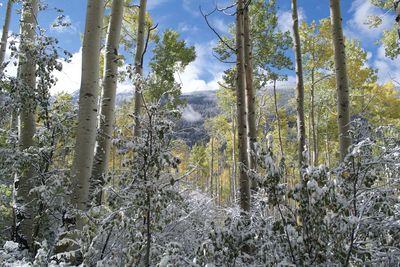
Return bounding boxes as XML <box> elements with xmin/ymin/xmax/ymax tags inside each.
<box><xmin>70</xmin><ymin>0</ymin><xmax>104</xmax><ymax>224</ymax></box>
<box><xmin>231</xmin><ymin>110</ymin><xmax>237</xmax><ymax>204</ymax></box>
<box><xmin>133</xmin><ymin>0</ymin><xmax>147</xmax><ymax>137</ymax></box>
<box><xmin>0</xmin><ymin>0</ymin><xmax>12</xmax><ymax>66</ymax></box>
<box><xmin>243</xmin><ymin>3</ymin><xmax>257</xmax><ymax>190</ymax></box>
<box><xmin>236</xmin><ymin>0</ymin><xmax>250</xmax><ymax>212</ymax></box>
<box><xmin>292</xmin><ymin>0</ymin><xmax>306</xmax><ymax>169</ymax></box>
<box><xmin>91</xmin><ymin>0</ymin><xmax>124</xmax><ymax>205</ymax></box>
<box><xmin>330</xmin><ymin>0</ymin><xmax>351</xmax><ymax>161</ymax></box>
<box><xmin>310</xmin><ymin>69</ymin><xmax>318</xmax><ymax>165</ymax></box>
<box><xmin>14</xmin><ymin>0</ymin><xmax>38</xmax><ymax>251</ymax></box>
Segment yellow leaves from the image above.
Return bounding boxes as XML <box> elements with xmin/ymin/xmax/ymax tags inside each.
<box><xmin>341</xmin><ymin>171</ymin><xmax>350</xmax><ymax>178</ymax></box>
<box><xmin>360</xmin><ymin>82</ymin><xmax>400</xmax><ymax>125</ymax></box>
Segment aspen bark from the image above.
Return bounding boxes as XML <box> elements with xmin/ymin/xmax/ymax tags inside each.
<box><xmin>231</xmin><ymin>111</ymin><xmax>237</xmax><ymax>204</ymax></box>
<box><xmin>292</xmin><ymin>0</ymin><xmax>306</xmax><ymax>170</ymax></box>
<box><xmin>330</xmin><ymin>0</ymin><xmax>351</xmax><ymax>161</ymax></box>
<box><xmin>91</xmin><ymin>0</ymin><xmax>124</xmax><ymax>205</ymax></box>
<box><xmin>310</xmin><ymin>69</ymin><xmax>318</xmax><ymax>165</ymax></box>
<box><xmin>243</xmin><ymin>2</ymin><xmax>257</xmax><ymax>189</ymax></box>
<box><xmin>70</xmin><ymin>0</ymin><xmax>104</xmax><ymax>223</ymax></box>
<box><xmin>0</xmin><ymin>0</ymin><xmax>12</xmax><ymax>66</ymax></box>
<box><xmin>133</xmin><ymin>0</ymin><xmax>147</xmax><ymax>137</ymax></box>
<box><xmin>14</xmin><ymin>0</ymin><xmax>38</xmax><ymax>251</ymax></box>
<box><xmin>236</xmin><ymin>0</ymin><xmax>250</xmax><ymax>212</ymax></box>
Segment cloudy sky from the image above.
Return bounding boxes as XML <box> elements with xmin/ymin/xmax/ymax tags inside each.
<box><xmin>0</xmin><ymin>0</ymin><xmax>398</xmax><ymax>95</ymax></box>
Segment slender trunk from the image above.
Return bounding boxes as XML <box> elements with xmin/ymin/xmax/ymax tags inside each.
<box><xmin>307</xmin><ymin>114</ymin><xmax>312</xmax><ymax>165</ymax></box>
<box><xmin>10</xmin><ymin>111</ymin><xmax>18</xmax><ymax>131</ymax></box>
<box><xmin>243</xmin><ymin>2</ymin><xmax>257</xmax><ymax>191</ymax></box>
<box><xmin>14</xmin><ymin>0</ymin><xmax>38</xmax><ymax>251</ymax></box>
<box><xmin>311</xmin><ymin>68</ymin><xmax>318</xmax><ymax>165</ymax></box>
<box><xmin>144</xmin><ymin>194</ymin><xmax>151</xmax><ymax>267</ymax></box>
<box><xmin>330</xmin><ymin>0</ymin><xmax>351</xmax><ymax>161</ymax></box>
<box><xmin>133</xmin><ymin>0</ymin><xmax>147</xmax><ymax>137</ymax></box>
<box><xmin>325</xmin><ymin>131</ymin><xmax>331</xmax><ymax>169</ymax></box>
<box><xmin>292</xmin><ymin>0</ymin><xmax>306</xmax><ymax>170</ymax></box>
<box><xmin>231</xmin><ymin>112</ymin><xmax>237</xmax><ymax>204</ymax></box>
<box><xmin>273</xmin><ymin>80</ymin><xmax>284</xmax><ymax>160</ymax></box>
<box><xmin>316</xmin><ymin>111</ymin><xmax>320</xmax><ymax>164</ymax></box>
<box><xmin>209</xmin><ymin>136</ymin><xmax>214</xmax><ymax>197</ymax></box>
<box><xmin>0</xmin><ymin>0</ymin><xmax>12</xmax><ymax>66</ymax></box>
<box><xmin>217</xmin><ymin>156</ymin><xmax>220</xmax><ymax>205</ymax></box>
<box><xmin>70</xmin><ymin>0</ymin><xmax>104</xmax><ymax>225</ymax></box>
<box><xmin>91</xmin><ymin>0</ymin><xmax>124</xmax><ymax>206</ymax></box>
<box><xmin>219</xmin><ymin>169</ymin><xmax>222</xmax><ymax>205</ymax></box>
<box><xmin>236</xmin><ymin>0</ymin><xmax>250</xmax><ymax>212</ymax></box>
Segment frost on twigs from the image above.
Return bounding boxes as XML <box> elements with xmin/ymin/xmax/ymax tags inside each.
<box><xmin>198</xmin><ymin>121</ymin><xmax>400</xmax><ymax>266</ymax></box>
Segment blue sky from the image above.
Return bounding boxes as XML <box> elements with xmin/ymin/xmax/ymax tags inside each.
<box><xmin>0</xmin><ymin>0</ymin><xmax>398</xmax><ymax>94</ymax></box>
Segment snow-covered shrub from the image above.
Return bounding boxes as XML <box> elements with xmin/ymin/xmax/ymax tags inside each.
<box><xmin>58</xmin><ymin>90</ymin><xmax>202</xmax><ymax>266</ymax></box>
<box><xmin>196</xmin><ymin>121</ymin><xmax>400</xmax><ymax>266</ymax></box>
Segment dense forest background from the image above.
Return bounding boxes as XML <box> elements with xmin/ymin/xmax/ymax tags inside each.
<box><xmin>0</xmin><ymin>0</ymin><xmax>399</xmax><ymax>266</ymax></box>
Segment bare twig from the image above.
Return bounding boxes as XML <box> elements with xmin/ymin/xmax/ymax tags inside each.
<box><xmin>199</xmin><ymin>5</ymin><xmax>236</xmax><ymax>52</ymax></box>
<box><xmin>141</xmin><ymin>23</ymin><xmax>158</xmax><ymax>67</ymax></box>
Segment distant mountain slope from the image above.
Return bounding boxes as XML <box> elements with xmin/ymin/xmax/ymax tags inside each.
<box><xmin>177</xmin><ymin>91</ymin><xmax>219</xmax><ymax>146</ymax></box>
<box><xmin>70</xmin><ymin>88</ymin><xmax>295</xmax><ymax>146</ymax></box>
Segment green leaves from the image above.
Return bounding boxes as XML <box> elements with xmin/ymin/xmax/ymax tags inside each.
<box><xmin>150</xmin><ymin>29</ymin><xmax>196</xmax><ymax>85</ymax></box>
<box><xmin>145</xmin><ymin>29</ymin><xmax>196</xmax><ymax>107</ymax></box>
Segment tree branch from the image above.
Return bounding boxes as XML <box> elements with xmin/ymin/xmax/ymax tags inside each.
<box><xmin>199</xmin><ymin>5</ymin><xmax>236</xmax><ymax>52</ymax></box>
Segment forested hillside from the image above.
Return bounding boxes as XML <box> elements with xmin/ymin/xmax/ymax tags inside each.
<box><xmin>0</xmin><ymin>0</ymin><xmax>399</xmax><ymax>266</ymax></box>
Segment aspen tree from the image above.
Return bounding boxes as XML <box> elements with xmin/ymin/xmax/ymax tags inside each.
<box><xmin>236</xmin><ymin>0</ymin><xmax>250</xmax><ymax>212</ymax></box>
<box><xmin>0</xmin><ymin>0</ymin><xmax>13</xmax><ymax>65</ymax></box>
<box><xmin>91</xmin><ymin>0</ymin><xmax>124</xmax><ymax>205</ymax></box>
<box><xmin>70</xmin><ymin>0</ymin><xmax>104</xmax><ymax>223</ymax></box>
<box><xmin>14</xmin><ymin>0</ymin><xmax>38</xmax><ymax>251</ymax></box>
<box><xmin>292</xmin><ymin>0</ymin><xmax>306</xmax><ymax>169</ymax></box>
<box><xmin>133</xmin><ymin>0</ymin><xmax>147</xmax><ymax>137</ymax></box>
<box><xmin>243</xmin><ymin>1</ymin><xmax>257</xmax><ymax>190</ymax></box>
<box><xmin>330</xmin><ymin>0</ymin><xmax>351</xmax><ymax>161</ymax></box>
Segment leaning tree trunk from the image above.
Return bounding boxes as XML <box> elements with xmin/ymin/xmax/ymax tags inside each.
<box><xmin>0</xmin><ymin>0</ymin><xmax>13</xmax><ymax>66</ymax></box>
<box><xmin>91</xmin><ymin>0</ymin><xmax>124</xmax><ymax>206</ymax></box>
<box><xmin>330</xmin><ymin>0</ymin><xmax>351</xmax><ymax>161</ymax></box>
<box><xmin>243</xmin><ymin>2</ymin><xmax>257</xmax><ymax>191</ymax></box>
<box><xmin>292</xmin><ymin>0</ymin><xmax>306</xmax><ymax>170</ymax></box>
<box><xmin>133</xmin><ymin>0</ymin><xmax>147</xmax><ymax>137</ymax></box>
<box><xmin>70</xmin><ymin>0</ymin><xmax>104</xmax><ymax>226</ymax></box>
<box><xmin>14</xmin><ymin>0</ymin><xmax>38</xmax><ymax>251</ymax></box>
<box><xmin>236</xmin><ymin>0</ymin><xmax>250</xmax><ymax>212</ymax></box>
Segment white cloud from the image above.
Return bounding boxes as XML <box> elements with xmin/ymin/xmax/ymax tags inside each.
<box><xmin>2</xmin><ymin>32</ymin><xmax>19</xmax><ymax>77</ymax></box>
<box><xmin>373</xmin><ymin>45</ymin><xmax>400</xmax><ymax>84</ymax></box>
<box><xmin>1</xmin><ymin>32</ymin><xmax>81</xmax><ymax>95</ymax></box>
<box><xmin>181</xmin><ymin>104</ymin><xmax>202</xmax><ymax>122</ymax></box>
<box><xmin>211</xmin><ymin>18</ymin><xmax>230</xmax><ymax>34</ymax></box>
<box><xmin>147</xmin><ymin>0</ymin><xmax>169</xmax><ymax>10</ymax></box>
<box><xmin>182</xmin><ymin>0</ymin><xmax>200</xmax><ymax>17</ymax></box>
<box><xmin>52</xmin><ymin>49</ymin><xmax>133</xmax><ymax>95</ymax></box>
<box><xmin>345</xmin><ymin>0</ymin><xmax>392</xmax><ymax>41</ymax></box>
<box><xmin>51</xmin><ymin>49</ymin><xmax>82</xmax><ymax>94</ymax></box>
<box><xmin>263</xmin><ymin>75</ymin><xmax>296</xmax><ymax>91</ymax></box>
<box><xmin>3</xmin><ymin>45</ymin><xmax>132</xmax><ymax>96</ymax></box>
<box><xmin>50</xmin><ymin>15</ymin><xmax>78</xmax><ymax>34</ymax></box>
<box><xmin>178</xmin><ymin>22</ymin><xmax>199</xmax><ymax>33</ymax></box>
<box><xmin>277</xmin><ymin>8</ymin><xmax>306</xmax><ymax>36</ymax></box>
<box><xmin>175</xmin><ymin>41</ymin><xmax>226</xmax><ymax>93</ymax></box>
